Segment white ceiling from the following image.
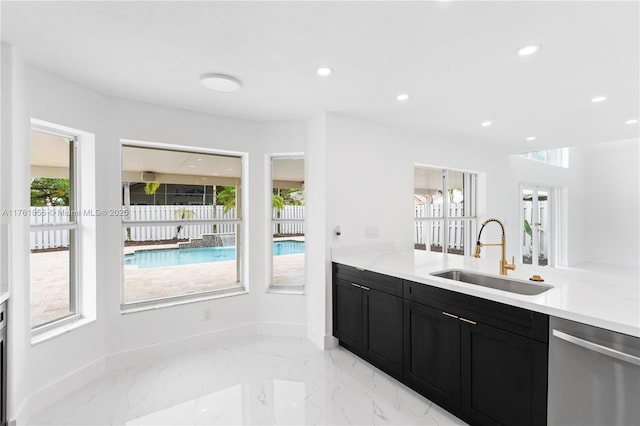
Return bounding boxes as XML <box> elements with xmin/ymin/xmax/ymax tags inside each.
<box><xmin>3</xmin><ymin>1</ymin><xmax>639</xmax><ymax>154</ymax></box>
<box><xmin>32</xmin><ymin>131</ymin><xmax>304</xmax><ymax>183</ymax></box>
<box><xmin>122</xmin><ymin>145</ymin><xmax>242</xmax><ymax>178</ymax></box>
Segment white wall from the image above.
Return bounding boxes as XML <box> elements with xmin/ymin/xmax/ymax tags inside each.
<box><xmin>322</xmin><ymin>113</ymin><xmax>511</xmax><ymax>251</ymax></box>
<box><xmin>3</xmin><ymin>55</ymin><xmax>309</xmax><ymax>423</ymax></box>
<box><xmin>318</xmin><ymin>113</ymin><xmax>517</xmax><ymax>338</ymax></box>
<box><xmin>584</xmin><ymin>139</ymin><xmax>639</xmax><ymax>267</ymax></box>
<box><xmin>3</xmin><ymin>51</ymin><xmax>111</xmax><ymax>423</ymax></box>
<box><xmin>312</xmin><ymin>113</ymin><xmax>607</xmax><ymax>338</ymax></box>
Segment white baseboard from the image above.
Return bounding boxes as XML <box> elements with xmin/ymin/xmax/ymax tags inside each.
<box><xmin>306</xmin><ymin>326</ymin><xmax>337</xmax><ymax>350</ymax></box>
<box><xmin>13</xmin><ymin>321</ymin><xmax>312</xmax><ymax>424</ymax></box>
<box><xmin>324</xmin><ymin>334</ymin><xmax>338</xmax><ymax>349</ymax></box>
<box><xmin>106</xmin><ymin>322</ymin><xmax>257</xmax><ymax>371</ymax></box>
<box><xmin>14</xmin><ymin>357</ymin><xmax>107</xmax><ymax>425</ymax></box>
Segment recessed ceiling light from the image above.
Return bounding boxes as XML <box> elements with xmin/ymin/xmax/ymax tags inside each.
<box><xmin>197</xmin><ymin>158</ymin><xmax>203</xmax><ymax>161</ymax></box>
<box><xmin>316</xmin><ymin>67</ymin><xmax>333</xmax><ymax>76</ymax></box>
<box><xmin>396</xmin><ymin>93</ymin><xmax>410</xmax><ymax>102</ymax></box>
<box><xmin>517</xmin><ymin>44</ymin><xmax>541</xmax><ymax>56</ymax></box>
<box><xmin>625</xmin><ymin>119</ymin><xmax>638</xmax><ymax>124</ymax></box>
<box><xmin>481</xmin><ymin>121</ymin><xmax>492</xmax><ymax>127</ymax></box>
<box><xmin>200</xmin><ymin>74</ymin><xmax>242</xmax><ymax>93</ymax></box>
<box><xmin>591</xmin><ymin>96</ymin><xmax>607</xmax><ymax>103</ymax></box>
<box><xmin>526</xmin><ymin>136</ymin><xmax>536</xmax><ymax>141</ymax></box>
<box><xmin>188</xmin><ymin>165</ymin><xmax>196</xmax><ymax>168</ymax></box>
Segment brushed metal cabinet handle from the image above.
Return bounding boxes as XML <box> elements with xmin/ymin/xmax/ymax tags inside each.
<box><xmin>351</xmin><ymin>283</ymin><xmax>362</xmax><ymax>288</ymax></box>
<box><xmin>442</xmin><ymin>311</ymin><xmax>459</xmax><ymax>319</ymax></box>
<box><xmin>459</xmin><ymin>317</ymin><xmax>477</xmax><ymax>325</ymax></box>
<box><xmin>360</xmin><ymin>285</ymin><xmax>370</xmax><ymax>291</ymax></box>
<box><xmin>552</xmin><ymin>329</ymin><xmax>640</xmax><ymax>366</ymax></box>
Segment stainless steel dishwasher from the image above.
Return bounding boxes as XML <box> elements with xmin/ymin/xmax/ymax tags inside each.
<box><xmin>548</xmin><ymin>316</ymin><xmax>640</xmax><ymax>426</ymax></box>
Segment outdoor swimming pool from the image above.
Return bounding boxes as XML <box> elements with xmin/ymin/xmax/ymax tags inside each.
<box><xmin>124</xmin><ymin>240</ymin><xmax>304</xmax><ymax>269</ymax></box>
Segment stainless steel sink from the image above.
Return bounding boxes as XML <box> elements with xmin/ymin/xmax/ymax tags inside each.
<box><xmin>430</xmin><ymin>269</ymin><xmax>552</xmax><ymax>295</ymax></box>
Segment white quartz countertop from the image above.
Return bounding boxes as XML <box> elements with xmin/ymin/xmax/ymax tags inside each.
<box><xmin>332</xmin><ymin>244</ymin><xmax>640</xmax><ymax>337</ymax></box>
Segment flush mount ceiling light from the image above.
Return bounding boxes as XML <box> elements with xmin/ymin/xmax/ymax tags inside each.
<box><xmin>396</xmin><ymin>93</ymin><xmax>410</xmax><ymax>102</ymax></box>
<box><xmin>591</xmin><ymin>96</ymin><xmax>607</xmax><ymax>103</ymax></box>
<box><xmin>481</xmin><ymin>121</ymin><xmax>492</xmax><ymax>127</ymax></box>
<box><xmin>625</xmin><ymin>119</ymin><xmax>638</xmax><ymax>124</ymax></box>
<box><xmin>526</xmin><ymin>136</ymin><xmax>536</xmax><ymax>141</ymax></box>
<box><xmin>517</xmin><ymin>44</ymin><xmax>541</xmax><ymax>56</ymax></box>
<box><xmin>316</xmin><ymin>67</ymin><xmax>333</xmax><ymax>76</ymax></box>
<box><xmin>200</xmin><ymin>74</ymin><xmax>242</xmax><ymax>93</ymax></box>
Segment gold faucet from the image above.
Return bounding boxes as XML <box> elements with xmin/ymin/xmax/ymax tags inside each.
<box><xmin>473</xmin><ymin>218</ymin><xmax>516</xmax><ymax>275</ymax></box>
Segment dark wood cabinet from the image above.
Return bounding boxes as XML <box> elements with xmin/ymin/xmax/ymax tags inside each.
<box><xmin>333</xmin><ymin>277</ymin><xmax>363</xmax><ymax>350</ymax></box>
<box><xmin>403</xmin><ymin>300</ymin><xmax>461</xmax><ymax>412</ymax></box>
<box><xmin>461</xmin><ymin>319</ymin><xmax>548</xmax><ymax>426</ymax></box>
<box><xmin>404</xmin><ymin>298</ymin><xmax>548</xmax><ymax>425</ymax></box>
<box><xmin>332</xmin><ymin>264</ymin><xmax>403</xmax><ymax>377</ymax></box>
<box><xmin>362</xmin><ymin>284</ymin><xmax>403</xmax><ymax>376</ymax></box>
<box><xmin>404</xmin><ymin>279</ymin><xmax>548</xmax><ymax>426</ymax></box>
<box><xmin>332</xmin><ymin>263</ymin><xmax>549</xmax><ymax>426</ymax></box>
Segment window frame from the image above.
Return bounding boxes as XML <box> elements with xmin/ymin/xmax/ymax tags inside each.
<box><xmin>120</xmin><ymin>140</ymin><xmax>248</xmax><ymax>310</ymax></box>
<box><xmin>519</xmin><ymin>147</ymin><xmax>569</xmax><ymax>168</ymax></box>
<box><xmin>414</xmin><ymin>166</ymin><xmax>478</xmax><ymax>256</ymax></box>
<box><xmin>30</xmin><ymin>119</ymin><xmax>97</xmax><ymax>338</ymax></box>
<box><xmin>267</xmin><ymin>153</ymin><xmax>305</xmax><ymax>294</ymax></box>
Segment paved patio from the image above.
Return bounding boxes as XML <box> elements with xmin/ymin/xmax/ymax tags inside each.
<box><xmin>31</xmin><ymin>239</ymin><xmax>304</xmax><ymax>327</ymax></box>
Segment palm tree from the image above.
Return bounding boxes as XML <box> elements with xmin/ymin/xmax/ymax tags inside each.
<box><xmin>217</xmin><ymin>186</ymin><xmax>284</xmax><ymax>213</ymax></box>
<box><xmin>174</xmin><ymin>207</ymin><xmax>195</xmax><ymax>239</ymax></box>
<box><xmin>144</xmin><ymin>182</ymin><xmax>161</xmax><ymax>195</ymax></box>
<box><xmin>217</xmin><ymin>186</ymin><xmax>237</xmax><ymax>213</ymax></box>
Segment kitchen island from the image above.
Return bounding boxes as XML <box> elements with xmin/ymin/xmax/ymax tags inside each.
<box><xmin>332</xmin><ymin>243</ymin><xmax>639</xmax><ymax>338</ymax></box>
<box><xmin>331</xmin><ymin>243</ymin><xmax>639</xmax><ymax>426</ymax></box>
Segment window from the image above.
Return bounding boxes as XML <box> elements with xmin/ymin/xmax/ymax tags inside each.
<box><xmin>269</xmin><ymin>156</ymin><xmax>305</xmax><ymax>291</ymax></box>
<box><xmin>30</xmin><ymin>121</ymin><xmax>96</xmax><ymax>334</ymax></box>
<box><xmin>519</xmin><ymin>148</ymin><xmax>569</xmax><ymax>168</ymax></box>
<box><xmin>414</xmin><ymin>166</ymin><xmax>477</xmax><ymax>256</ymax></box>
<box><xmin>121</xmin><ymin>143</ymin><xmax>245</xmax><ymax>307</ymax></box>
<box><xmin>521</xmin><ymin>185</ymin><xmax>557</xmax><ymax>267</ymax></box>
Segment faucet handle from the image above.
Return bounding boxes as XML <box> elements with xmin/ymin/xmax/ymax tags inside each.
<box><xmin>506</xmin><ymin>256</ymin><xmax>516</xmax><ymax>270</ymax></box>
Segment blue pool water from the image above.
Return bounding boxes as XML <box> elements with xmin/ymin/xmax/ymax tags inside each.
<box><xmin>125</xmin><ymin>240</ymin><xmax>304</xmax><ymax>269</ymax></box>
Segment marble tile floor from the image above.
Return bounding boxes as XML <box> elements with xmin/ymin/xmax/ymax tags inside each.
<box><xmin>27</xmin><ymin>335</ymin><xmax>468</xmax><ymax>426</ymax></box>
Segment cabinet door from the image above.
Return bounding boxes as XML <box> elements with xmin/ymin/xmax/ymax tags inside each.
<box><xmin>333</xmin><ymin>278</ymin><xmax>363</xmax><ymax>352</ymax></box>
<box><xmin>461</xmin><ymin>321</ymin><xmax>547</xmax><ymax>426</ymax></box>
<box><xmin>363</xmin><ymin>288</ymin><xmax>403</xmax><ymax>376</ymax></box>
<box><xmin>403</xmin><ymin>301</ymin><xmax>461</xmax><ymax>412</ymax></box>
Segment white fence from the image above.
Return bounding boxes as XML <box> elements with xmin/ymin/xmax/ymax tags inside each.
<box><xmin>414</xmin><ymin>203</ymin><xmax>467</xmax><ymax>251</ymax></box>
<box><xmin>273</xmin><ymin>205</ymin><xmax>304</xmax><ymax>235</ymax></box>
<box><xmin>30</xmin><ymin>205</ymin><xmax>305</xmax><ymax>249</ymax></box>
<box><xmin>125</xmin><ymin>205</ymin><xmax>238</xmax><ymax>242</ymax></box>
<box><xmin>30</xmin><ymin>206</ymin><xmax>71</xmax><ymax>250</ymax></box>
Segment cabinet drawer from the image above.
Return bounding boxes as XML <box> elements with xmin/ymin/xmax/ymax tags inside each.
<box><xmin>333</xmin><ymin>263</ymin><xmax>402</xmax><ymax>297</ymax></box>
<box><xmin>404</xmin><ymin>280</ymin><xmax>548</xmax><ymax>342</ymax></box>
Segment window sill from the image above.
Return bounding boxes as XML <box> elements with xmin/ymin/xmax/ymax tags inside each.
<box><xmin>120</xmin><ymin>287</ymin><xmax>248</xmax><ymax>315</ymax></box>
<box><xmin>266</xmin><ymin>285</ymin><xmax>305</xmax><ymax>295</ymax></box>
<box><xmin>31</xmin><ymin>316</ymin><xmax>96</xmax><ymax>346</ymax></box>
